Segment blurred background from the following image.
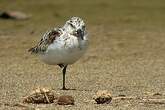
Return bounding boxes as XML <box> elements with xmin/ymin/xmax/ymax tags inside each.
<box><xmin>1</xmin><ymin>0</ymin><xmax>165</xmax><ymax>33</ymax></box>
<box><xmin>0</xmin><ymin>0</ymin><xmax>165</xmax><ymax>109</ymax></box>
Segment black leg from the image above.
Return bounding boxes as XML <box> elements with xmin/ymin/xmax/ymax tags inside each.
<box><xmin>62</xmin><ymin>65</ymin><xmax>67</xmax><ymax>90</ymax></box>
<box><xmin>58</xmin><ymin>64</ymin><xmax>64</xmax><ymax>68</ymax></box>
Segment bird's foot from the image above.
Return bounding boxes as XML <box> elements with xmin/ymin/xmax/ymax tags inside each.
<box><xmin>61</xmin><ymin>87</ymin><xmax>76</xmax><ymax>90</ymax></box>
<box><xmin>61</xmin><ymin>87</ymin><xmax>68</xmax><ymax>90</ymax></box>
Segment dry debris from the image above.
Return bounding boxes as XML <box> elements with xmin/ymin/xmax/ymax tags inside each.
<box><xmin>140</xmin><ymin>98</ymin><xmax>165</xmax><ymax>105</ymax></box>
<box><xmin>23</xmin><ymin>88</ymin><xmax>57</xmax><ymax>104</ymax></box>
<box><xmin>93</xmin><ymin>90</ymin><xmax>112</xmax><ymax>104</ymax></box>
<box><xmin>113</xmin><ymin>93</ymin><xmax>165</xmax><ymax>105</ymax></box>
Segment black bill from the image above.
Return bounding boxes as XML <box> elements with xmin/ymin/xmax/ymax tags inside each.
<box><xmin>76</xmin><ymin>29</ymin><xmax>84</xmax><ymax>40</ymax></box>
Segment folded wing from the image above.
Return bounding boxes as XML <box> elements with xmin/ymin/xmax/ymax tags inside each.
<box><xmin>28</xmin><ymin>28</ymin><xmax>61</xmax><ymax>54</ymax></box>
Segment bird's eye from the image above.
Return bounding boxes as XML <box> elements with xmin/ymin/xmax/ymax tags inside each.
<box><xmin>70</xmin><ymin>23</ymin><xmax>74</xmax><ymax>28</ymax></box>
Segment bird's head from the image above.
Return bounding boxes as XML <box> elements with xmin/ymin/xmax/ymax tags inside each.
<box><xmin>64</xmin><ymin>17</ymin><xmax>86</xmax><ymax>40</ymax></box>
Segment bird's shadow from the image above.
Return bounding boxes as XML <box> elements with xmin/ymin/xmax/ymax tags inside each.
<box><xmin>60</xmin><ymin>88</ymin><xmax>76</xmax><ymax>91</ymax></box>
<box><xmin>53</xmin><ymin>88</ymin><xmax>92</xmax><ymax>91</ymax></box>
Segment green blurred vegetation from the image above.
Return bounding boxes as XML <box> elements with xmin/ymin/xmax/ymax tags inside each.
<box><xmin>0</xmin><ymin>0</ymin><xmax>165</xmax><ymax>33</ymax></box>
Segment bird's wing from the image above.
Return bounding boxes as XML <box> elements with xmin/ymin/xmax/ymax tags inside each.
<box><xmin>28</xmin><ymin>28</ymin><xmax>61</xmax><ymax>54</ymax></box>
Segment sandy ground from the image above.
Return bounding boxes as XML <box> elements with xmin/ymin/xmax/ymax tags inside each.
<box><xmin>0</xmin><ymin>0</ymin><xmax>165</xmax><ymax>109</ymax></box>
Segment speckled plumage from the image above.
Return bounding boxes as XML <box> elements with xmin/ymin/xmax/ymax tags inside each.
<box><xmin>28</xmin><ymin>17</ymin><xmax>88</xmax><ymax>90</ymax></box>
<box><xmin>28</xmin><ymin>28</ymin><xmax>63</xmax><ymax>53</ymax></box>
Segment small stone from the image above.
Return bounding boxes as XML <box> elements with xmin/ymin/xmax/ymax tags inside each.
<box><xmin>118</xmin><ymin>94</ymin><xmax>126</xmax><ymax>97</ymax></box>
<box><xmin>153</xmin><ymin>93</ymin><xmax>162</xmax><ymax>96</ymax></box>
<box><xmin>0</xmin><ymin>11</ymin><xmax>30</xmax><ymax>20</ymax></box>
<box><xmin>93</xmin><ymin>90</ymin><xmax>112</xmax><ymax>104</ymax></box>
<box><xmin>57</xmin><ymin>95</ymin><xmax>74</xmax><ymax>105</ymax></box>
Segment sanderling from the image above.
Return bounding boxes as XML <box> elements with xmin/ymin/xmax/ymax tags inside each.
<box><xmin>28</xmin><ymin>17</ymin><xmax>88</xmax><ymax>90</ymax></box>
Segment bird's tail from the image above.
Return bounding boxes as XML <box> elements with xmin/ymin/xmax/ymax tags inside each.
<box><xmin>28</xmin><ymin>46</ymin><xmax>38</xmax><ymax>54</ymax></box>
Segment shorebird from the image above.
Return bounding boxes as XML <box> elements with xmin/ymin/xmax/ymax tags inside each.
<box><xmin>28</xmin><ymin>17</ymin><xmax>88</xmax><ymax>90</ymax></box>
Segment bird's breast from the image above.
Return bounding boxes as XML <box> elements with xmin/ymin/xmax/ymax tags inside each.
<box><xmin>39</xmin><ymin>35</ymin><xmax>88</xmax><ymax>65</ymax></box>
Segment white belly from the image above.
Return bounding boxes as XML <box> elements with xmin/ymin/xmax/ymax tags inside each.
<box><xmin>39</xmin><ymin>37</ymin><xmax>88</xmax><ymax>65</ymax></box>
